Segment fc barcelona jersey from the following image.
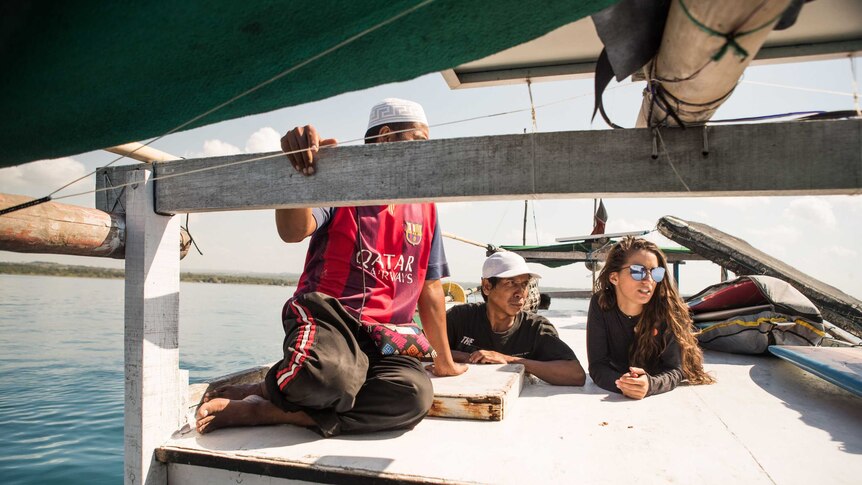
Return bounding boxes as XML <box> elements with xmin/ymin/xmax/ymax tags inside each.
<box><xmin>292</xmin><ymin>204</ymin><xmax>449</xmax><ymax>324</ymax></box>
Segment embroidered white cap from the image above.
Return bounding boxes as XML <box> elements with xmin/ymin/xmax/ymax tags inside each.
<box><xmin>367</xmin><ymin>98</ymin><xmax>428</xmax><ymax>131</ymax></box>
<box><xmin>482</xmin><ymin>252</ymin><xmax>542</xmax><ymax>279</ymax></box>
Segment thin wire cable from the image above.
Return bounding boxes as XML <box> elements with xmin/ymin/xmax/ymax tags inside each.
<box><xmin>14</xmin><ymin>0</ymin><xmax>437</xmax><ymax>207</ymax></box>
<box><xmin>49</xmin><ymin>81</ymin><xmax>636</xmax><ymax>202</ymax></box>
<box><xmin>741</xmin><ymin>80</ymin><xmax>855</xmax><ymax>98</ymax></box>
<box><xmin>50</xmin><ymin>126</ymin><xmax>444</xmax><ymax>201</ymax></box>
<box><xmin>849</xmin><ymin>54</ymin><xmax>862</xmax><ymax>116</ymax></box>
<box><xmin>46</xmin><ymin>84</ymin><xmax>634</xmax><ymax>203</ymax></box>
<box><xmin>527</xmin><ymin>78</ymin><xmax>539</xmax><ymax>132</ymax></box>
<box><xmin>531</xmin><ymin>201</ymin><xmax>539</xmax><ymax>246</ymax></box>
<box><xmin>654</xmin><ymin>128</ymin><xmax>692</xmax><ymax>192</ymax></box>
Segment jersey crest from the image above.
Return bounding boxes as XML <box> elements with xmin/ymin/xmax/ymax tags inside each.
<box><xmin>404</xmin><ymin>221</ymin><xmax>422</xmax><ymax>246</ymax></box>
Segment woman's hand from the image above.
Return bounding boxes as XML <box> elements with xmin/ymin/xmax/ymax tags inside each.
<box><xmin>615</xmin><ymin>366</ymin><xmax>650</xmax><ymax>400</ymax></box>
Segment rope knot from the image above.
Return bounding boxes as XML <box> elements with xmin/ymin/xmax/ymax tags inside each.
<box><xmin>713</xmin><ymin>32</ymin><xmax>749</xmax><ymax>62</ymax></box>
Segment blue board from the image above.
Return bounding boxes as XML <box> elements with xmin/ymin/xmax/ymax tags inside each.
<box><xmin>769</xmin><ymin>346</ymin><xmax>862</xmax><ymax>398</ymax></box>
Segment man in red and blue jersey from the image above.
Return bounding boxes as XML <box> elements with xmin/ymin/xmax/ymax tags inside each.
<box><xmin>197</xmin><ymin>98</ymin><xmax>466</xmax><ymax>437</ymax></box>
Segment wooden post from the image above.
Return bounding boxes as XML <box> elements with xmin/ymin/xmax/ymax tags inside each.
<box><xmin>123</xmin><ymin>168</ymin><xmax>185</xmax><ymax>485</ymax></box>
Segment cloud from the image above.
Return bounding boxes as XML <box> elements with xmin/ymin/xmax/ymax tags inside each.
<box><xmin>186</xmin><ymin>127</ymin><xmax>281</xmax><ymax>160</ymax></box>
<box><xmin>782</xmin><ymin>197</ymin><xmax>836</xmax><ymax>229</ymax></box>
<box><xmin>747</xmin><ymin>224</ymin><xmax>800</xmax><ymax>242</ymax></box>
<box><xmin>607</xmin><ymin>217</ymin><xmax>655</xmax><ymax>234</ymax></box>
<box><xmin>825</xmin><ymin>245</ymin><xmax>858</xmax><ymax>258</ymax></box>
<box><xmin>202</xmin><ymin>139</ymin><xmax>241</xmax><ymax>157</ymax></box>
<box><xmin>245</xmin><ymin>127</ymin><xmax>282</xmax><ymax>153</ymax></box>
<box><xmin>0</xmin><ymin>157</ymin><xmax>90</xmax><ymax>197</ymax></box>
<box><xmin>714</xmin><ymin>196</ymin><xmax>772</xmax><ymax>209</ymax></box>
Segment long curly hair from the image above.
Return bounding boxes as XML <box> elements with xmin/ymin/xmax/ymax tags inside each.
<box><xmin>594</xmin><ymin>237</ymin><xmax>714</xmax><ymax>385</ymax></box>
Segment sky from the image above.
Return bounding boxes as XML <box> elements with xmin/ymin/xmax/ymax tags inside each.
<box><xmin>1</xmin><ymin>56</ymin><xmax>860</xmax><ymax>299</ymax></box>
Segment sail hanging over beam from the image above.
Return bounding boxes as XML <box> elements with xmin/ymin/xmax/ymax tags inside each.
<box><xmin>0</xmin><ymin>0</ymin><xmax>618</xmax><ymax>167</ymax></box>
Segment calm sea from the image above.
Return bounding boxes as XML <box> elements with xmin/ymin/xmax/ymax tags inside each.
<box><xmin>0</xmin><ymin>275</ymin><xmax>290</xmax><ymax>484</ymax></box>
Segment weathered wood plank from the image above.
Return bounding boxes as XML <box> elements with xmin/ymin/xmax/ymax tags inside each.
<box><xmin>658</xmin><ymin>215</ymin><xmax>862</xmax><ymax>338</ymax></box>
<box><xmin>124</xmin><ymin>168</ymin><xmax>185</xmax><ymax>485</ymax></box>
<box><xmin>428</xmin><ymin>363</ymin><xmax>524</xmax><ymax>421</ymax></box>
<box><xmin>96</xmin><ymin>164</ymin><xmax>138</xmax><ymax>215</ymax></box>
<box><xmin>121</xmin><ymin>119</ymin><xmax>862</xmax><ymax>214</ymax></box>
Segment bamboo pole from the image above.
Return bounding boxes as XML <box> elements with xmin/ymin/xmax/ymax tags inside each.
<box><xmin>0</xmin><ymin>193</ymin><xmax>191</xmax><ymax>259</ymax></box>
<box><xmin>105</xmin><ymin>142</ymin><xmax>181</xmax><ymax>163</ymax></box>
<box><xmin>637</xmin><ymin>0</ymin><xmax>792</xmax><ymax>127</ymax></box>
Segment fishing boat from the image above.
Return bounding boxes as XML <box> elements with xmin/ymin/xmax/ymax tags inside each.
<box><xmin>1</xmin><ymin>1</ymin><xmax>861</xmax><ymax>484</ymax></box>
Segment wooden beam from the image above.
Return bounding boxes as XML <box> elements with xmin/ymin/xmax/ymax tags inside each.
<box><xmin>0</xmin><ymin>193</ymin><xmax>125</xmax><ymax>258</ymax></box>
<box><xmin>0</xmin><ymin>193</ymin><xmax>192</xmax><ymax>259</ymax></box>
<box><xmin>124</xmin><ymin>168</ymin><xmax>185</xmax><ymax>485</ymax></box>
<box><xmin>95</xmin><ymin>119</ymin><xmax>861</xmax><ymax>214</ymax></box>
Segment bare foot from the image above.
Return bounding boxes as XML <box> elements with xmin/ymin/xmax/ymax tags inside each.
<box><xmin>203</xmin><ymin>381</ymin><xmax>264</xmax><ymax>402</ymax></box>
<box><xmin>196</xmin><ymin>395</ymin><xmax>314</xmax><ymax>434</ymax></box>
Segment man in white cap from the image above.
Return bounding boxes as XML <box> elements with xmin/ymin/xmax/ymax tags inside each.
<box><xmin>446</xmin><ymin>252</ymin><xmax>586</xmax><ymax>386</ymax></box>
<box><xmin>196</xmin><ymin>98</ymin><xmax>466</xmax><ymax>437</ymax></box>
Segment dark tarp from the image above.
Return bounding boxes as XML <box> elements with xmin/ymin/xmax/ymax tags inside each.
<box><xmin>0</xmin><ymin>0</ymin><xmax>618</xmax><ymax>167</ymax></box>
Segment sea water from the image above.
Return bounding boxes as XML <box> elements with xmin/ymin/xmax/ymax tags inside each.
<box><xmin>0</xmin><ymin>275</ymin><xmax>289</xmax><ymax>484</ymax></box>
<box><xmin>0</xmin><ymin>274</ymin><xmax>588</xmax><ymax>484</ymax></box>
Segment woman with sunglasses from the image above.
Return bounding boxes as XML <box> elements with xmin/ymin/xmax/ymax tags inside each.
<box><xmin>586</xmin><ymin>237</ymin><xmax>714</xmax><ymax>399</ymax></box>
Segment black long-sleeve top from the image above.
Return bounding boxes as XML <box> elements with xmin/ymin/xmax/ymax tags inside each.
<box><xmin>586</xmin><ymin>294</ymin><xmax>683</xmax><ymax>397</ymax></box>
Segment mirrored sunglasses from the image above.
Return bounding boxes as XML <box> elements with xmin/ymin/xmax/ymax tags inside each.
<box><xmin>625</xmin><ymin>264</ymin><xmax>666</xmax><ymax>282</ymax></box>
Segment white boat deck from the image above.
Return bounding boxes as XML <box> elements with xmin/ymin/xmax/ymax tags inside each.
<box><xmin>159</xmin><ymin>310</ymin><xmax>862</xmax><ymax>484</ymax></box>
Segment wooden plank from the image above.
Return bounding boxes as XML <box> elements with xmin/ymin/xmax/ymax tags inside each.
<box><xmin>96</xmin><ymin>164</ymin><xmax>138</xmax><ymax>215</ymax></box>
<box><xmin>658</xmin><ymin>215</ymin><xmax>862</xmax><ymax>338</ymax></box>
<box><xmin>159</xmin><ymin>452</ymin><xmax>455</xmax><ymax>485</ymax></box>
<box><xmin>428</xmin><ymin>363</ymin><xmax>524</xmax><ymax>421</ymax></box>
<box><xmin>124</xmin><ymin>168</ymin><xmax>185</xmax><ymax>485</ymax></box>
<box><xmin>94</xmin><ymin>119</ymin><xmax>861</xmax><ymax>214</ymax></box>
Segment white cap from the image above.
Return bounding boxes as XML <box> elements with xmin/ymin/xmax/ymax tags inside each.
<box><xmin>482</xmin><ymin>252</ymin><xmax>542</xmax><ymax>279</ymax></box>
<box><xmin>367</xmin><ymin>98</ymin><xmax>428</xmax><ymax>131</ymax></box>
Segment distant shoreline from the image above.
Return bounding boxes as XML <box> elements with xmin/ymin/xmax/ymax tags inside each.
<box><xmin>0</xmin><ymin>262</ymin><xmax>300</xmax><ymax>287</ymax></box>
<box><xmin>0</xmin><ymin>262</ymin><xmax>576</xmax><ymax>292</ymax></box>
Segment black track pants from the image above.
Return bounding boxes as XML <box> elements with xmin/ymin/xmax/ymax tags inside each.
<box><xmin>264</xmin><ymin>292</ymin><xmax>433</xmax><ymax>437</ymax></box>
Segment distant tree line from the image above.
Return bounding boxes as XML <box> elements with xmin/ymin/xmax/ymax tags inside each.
<box><xmin>0</xmin><ymin>262</ymin><xmax>299</xmax><ymax>287</ymax></box>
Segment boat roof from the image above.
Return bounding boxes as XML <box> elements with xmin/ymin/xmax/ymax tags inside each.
<box><xmin>442</xmin><ymin>0</ymin><xmax>862</xmax><ymax>88</ymax></box>
<box><xmin>159</xmin><ymin>308</ymin><xmax>862</xmax><ymax>484</ymax></box>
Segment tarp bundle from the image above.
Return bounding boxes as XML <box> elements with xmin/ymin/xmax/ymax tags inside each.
<box><xmin>688</xmin><ymin>275</ymin><xmax>825</xmax><ymax>354</ymax></box>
